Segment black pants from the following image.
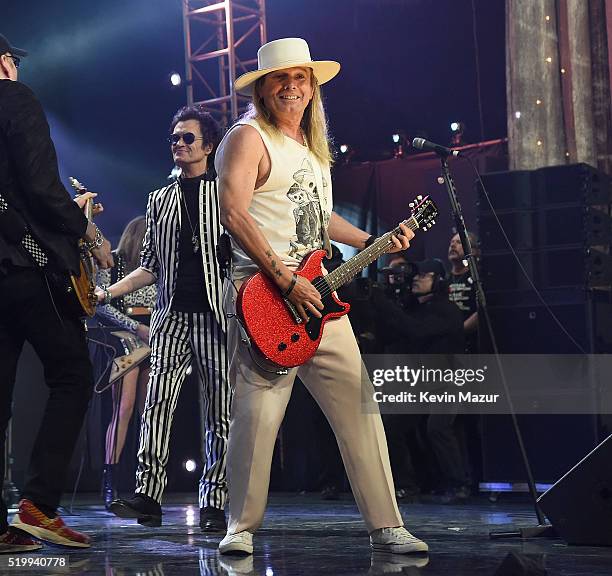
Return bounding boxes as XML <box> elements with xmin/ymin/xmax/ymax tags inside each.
<box><xmin>0</xmin><ymin>268</ymin><xmax>93</xmax><ymax>532</ymax></box>
<box><xmin>385</xmin><ymin>412</ymin><xmax>470</xmax><ymax>491</ymax></box>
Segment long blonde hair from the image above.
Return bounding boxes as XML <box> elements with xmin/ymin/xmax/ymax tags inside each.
<box><xmin>116</xmin><ymin>216</ymin><xmax>146</xmax><ymax>273</ymax></box>
<box><xmin>242</xmin><ymin>72</ymin><xmax>333</xmax><ymax>166</ymax></box>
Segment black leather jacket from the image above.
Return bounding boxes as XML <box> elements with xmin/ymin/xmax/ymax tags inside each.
<box><xmin>0</xmin><ymin>80</ymin><xmax>87</xmax><ymax>273</ymax></box>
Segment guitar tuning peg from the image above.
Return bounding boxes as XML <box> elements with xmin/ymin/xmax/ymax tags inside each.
<box><xmin>432</xmin><ymin>220</ymin><xmax>436</xmax><ymax>225</ymax></box>
<box><xmin>427</xmin><ymin>223</ymin><xmax>432</xmax><ymax>228</ymax></box>
<box><xmin>417</xmin><ymin>195</ymin><xmax>423</xmax><ymax>200</ymax></box>
<box><xmin>409</xmin><ymin>202</ymin><xmax>415</xmax><ymax>208</ymax></box>
<box><xmin>422</xmin><ymin>227</ymin><xmax>428</xmax><ymax>232</ymax></box>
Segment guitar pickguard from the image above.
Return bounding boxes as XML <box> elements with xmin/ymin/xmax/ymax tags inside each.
<box><xmin>304</xmin><ymin>280</ymin><xmax>346</xmax><ymax>341</ymax></box>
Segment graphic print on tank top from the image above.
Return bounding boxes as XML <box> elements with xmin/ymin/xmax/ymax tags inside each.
<box><xmin>286</xmin><ymin>157</ymin><xmax>330</xmax><ymax>259</ymax></box>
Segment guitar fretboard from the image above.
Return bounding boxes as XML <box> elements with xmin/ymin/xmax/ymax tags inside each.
<box><xmin>323</xmin><ymin>216</ymin><xmax>419</xmax><ymax>292</ymax></box>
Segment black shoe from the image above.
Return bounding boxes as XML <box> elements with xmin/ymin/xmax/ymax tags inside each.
<box><xmin>102</xmin><ymin>465</ymin><xmax>118</xmax><ymax>511</ymax></box>
<box><xmin>199</xmin><ymin>506</ymin><xmax>227</xmax><ymax>533</ymax></box>
<box><xmin>321</xmin><ymin>485</ymin><xmax>340</xmax><ymax>501</ymax></box>
<box><xmin>396</xmin><ymin>487</ymin><xmax>420</xmax><ymax>503</ymax></box>
<box><xmin>438</xmin><ymin>485</ymin><xmax>471</xmax><ymax>505</ymax></box>
<box><xmin>109</xmin><ymin>494</ymin><xmax>162</xmax><ymax>527</ymax></box>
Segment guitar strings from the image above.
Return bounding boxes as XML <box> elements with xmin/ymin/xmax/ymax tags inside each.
<box><xmin>312</xmin><ymin>216</ymin><xmax>421</xmax><ymax>301</ymax></box>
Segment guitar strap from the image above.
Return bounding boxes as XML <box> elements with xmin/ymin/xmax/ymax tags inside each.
<box><xmin>308</xmin><ymin>151</ymin><xmax>332</xmax><ymax>259</ymax></box>
<box><xmin>0</xmin><ymin>190</ymin><xmax>48</xmax><ymax>267</ymax></box>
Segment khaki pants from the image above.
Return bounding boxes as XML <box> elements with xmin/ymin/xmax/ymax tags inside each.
<box><xmin>224</xmin><ymin>282</ymin><xmax>403</xmax><ymax>534</ymax></box>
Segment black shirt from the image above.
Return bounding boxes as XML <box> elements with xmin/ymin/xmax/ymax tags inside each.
<box><xmin>373</xmin><ymin>288</ymin><xmax>465</xmax><ymax>355</ymax></box>
<box><xmin>449</xmin><ymin>269</ymin><xmax>478</xmax><ymax>353</ymax></box>
<box><xmin>171</xmin><ymin>175</ymin><xmax>210</xmax><ymax>313</ymax></box>
<box><xmin>448</xmin><ymin>270</ymin><xmax>477</xmax><ymax>319</ymax></box>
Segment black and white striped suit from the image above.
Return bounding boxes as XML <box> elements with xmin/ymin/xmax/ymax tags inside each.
<box><xmin>137</xmin><ymin>177</ymin><xmax>229</xmax><ymax>509</ymax></box>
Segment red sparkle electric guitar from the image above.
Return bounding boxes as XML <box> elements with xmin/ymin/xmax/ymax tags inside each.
<box><xmin>236</xmin><ymin>195</ymin><xmax>438</xmax><ymax>370</ymax></box>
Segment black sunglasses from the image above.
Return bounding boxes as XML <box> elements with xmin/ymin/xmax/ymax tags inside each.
<box><xmin>7</xmin><ymin>54</ymin><xmax>20</xmax><ymax>69</ymax></box>
<box><xmin>168</xmin><ymin>132</ymin><xmax>203</xmax><ymax>145</ymax></box>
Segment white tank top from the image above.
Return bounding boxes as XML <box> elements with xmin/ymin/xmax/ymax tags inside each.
<box><xmin>216</xmin><ymin>118</ymin><xmax>333</xmax><ymax>279</ymax></box>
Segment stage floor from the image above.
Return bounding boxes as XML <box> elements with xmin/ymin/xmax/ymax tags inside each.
<box><xmin>6</xmin><ymin>493</ymin><xmax>612</xmax><ymax>575</ymax></box>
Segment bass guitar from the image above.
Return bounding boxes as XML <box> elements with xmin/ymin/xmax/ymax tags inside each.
<box><xmin>237</xmin><ymin>195</ymin><xmax>438</xmax><ymax>370</ymax></box>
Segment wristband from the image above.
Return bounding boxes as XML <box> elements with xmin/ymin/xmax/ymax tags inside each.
<box><xmin>102</xmin><ymin>287</ymin><xmax>113</xmax><ymax>304</ymax></box>
<box><xmin>364</xmin><ymin>235</ymin><xmax>376</xmax><ymax>248</ymax></box>
<box><xmin>281</xmin><ymin>273</ymin><xmax>298</xmax><ymax>298</ymax></box>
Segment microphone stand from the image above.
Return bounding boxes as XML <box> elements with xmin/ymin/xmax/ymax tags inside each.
<box><xmin>437</xmin><ymin>153</ymin><xmax>555</xmax><ymax>539</ymax></box>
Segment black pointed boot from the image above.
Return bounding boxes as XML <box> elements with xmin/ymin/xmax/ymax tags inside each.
<box><xmin>102</xmin><ymin>464</ymin><xmax>118</xmax><ymax>510</ymax></box>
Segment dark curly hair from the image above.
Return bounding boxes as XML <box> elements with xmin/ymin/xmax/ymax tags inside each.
<box><xmin>170</xmin><ymin>105</ymin><xmax>222</xmax><ymax>149</ymax></box>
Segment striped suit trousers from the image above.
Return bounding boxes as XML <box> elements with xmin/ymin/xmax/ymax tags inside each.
<box><xmin>135</xmin><ymin>309</ymin><xmax>229</xmax><ymax>509</ymax></box>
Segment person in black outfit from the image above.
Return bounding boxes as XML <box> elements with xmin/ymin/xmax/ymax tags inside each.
<box><xmin>0</xmin><ymin>34</ymin><xmax>113</xmax><ymax>552</ymax></box>
<box><xmin>448</xmin><ymin>232</ymin><xmax>480</xmax><ymax>353</ymax></box>
<box><xmin>373</xmin><ymin>259</ymin><xmax>471</xmax><ymax>502</ymax></box>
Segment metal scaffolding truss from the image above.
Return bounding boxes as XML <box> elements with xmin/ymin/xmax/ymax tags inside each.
<box><xmin>182</xmin><ymin>0</ymin><xmax>267</xmax><ymax>127</ymax></box>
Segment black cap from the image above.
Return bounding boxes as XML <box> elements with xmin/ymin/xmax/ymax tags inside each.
<box><xmin>0</xmin><ymin>34</ymin><xmax>28</xmax><ymax>58</ymax></box>
<box><xmin>415</xmin><ymin>259</ymin><xmax>446</xmax><ymax>278</ymax></box>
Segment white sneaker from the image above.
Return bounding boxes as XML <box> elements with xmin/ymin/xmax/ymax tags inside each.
<box><xmin>369</xmin><ymin>526</ymin><xmax>428</xmax><ymax>554</ymax></box>
<box><xmin>219</xmin><ymin>530</ymin><xmax>254</xmax><ymax>555</ymax></box>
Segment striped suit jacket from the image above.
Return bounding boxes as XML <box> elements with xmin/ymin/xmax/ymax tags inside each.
<box><xmin>140</xmin><ymin>177</ymin><xmax>227</xmax><ymax>337</ymax></box>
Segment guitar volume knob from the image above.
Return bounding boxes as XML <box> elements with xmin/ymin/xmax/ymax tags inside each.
<box><xmin>278</xmin><ymin>342</ymin><xmax>287</xmax><ymax>351</ymax></box>
<box><xmin>291</xmin><ymin>333</ymin><xmax>300</xmax><ymax>342</ymax></box>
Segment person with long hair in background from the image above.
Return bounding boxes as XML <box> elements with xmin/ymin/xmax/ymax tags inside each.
<box><xmin>95</xmin><ymin>216</ymin><xmax>155</xmax><ymax>508</ymax></box>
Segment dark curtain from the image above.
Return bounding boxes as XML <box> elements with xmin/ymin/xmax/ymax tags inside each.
<box><xmin>332</xmin><ymin>140</ymin><xmax>507</xmax><ymax>264</ymax></box>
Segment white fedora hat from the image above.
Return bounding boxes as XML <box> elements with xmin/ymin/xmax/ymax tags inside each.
<box><xmin>234</xmin><ymin>37</ymin><xmax>340</xmax><ymax>96</ymax></box>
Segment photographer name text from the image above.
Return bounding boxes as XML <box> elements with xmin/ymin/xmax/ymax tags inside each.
<box><xmin>373</xmin><ymin>390</ymin><xmax>500</xmax><ymax>404</ymax></box>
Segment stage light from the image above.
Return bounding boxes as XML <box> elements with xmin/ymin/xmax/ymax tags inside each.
<box><xmin>169</xmin><ymin>72</ymin><xmax>182</xmax><ymax>87</ymax></box>
<box><xmin>514</xmin><ymin>111</ymin><xmax>521</xmax><ymax>119</ymax></box>
<box><xmin>391</xmin><ymin>131</ymin><xmax>406</xmax><ymax>159</ymax></box>
<box><xmin>338</xmin><ymin>143</ymin><xmax>356</xmax><ymax>163</ymax></box>
<box><xmin>449</xmin><ymin>121</ymin><xmax>466</xmax><ymax>146</ymax></box>
<box><xmin>266</xmin><ymin>569</ymin><xmax>274</xmax><ymax>576</ymax></box>
<box><xmin>184</xmin><ymin>459</ymin><xmax>197</xmax><ymax>472</ymax></box>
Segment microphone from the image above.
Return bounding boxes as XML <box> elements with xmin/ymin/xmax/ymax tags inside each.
<box><xmin>412</xmin><ymin>137</ymin><xmax>460</xmax><ymax>157</ymax></box>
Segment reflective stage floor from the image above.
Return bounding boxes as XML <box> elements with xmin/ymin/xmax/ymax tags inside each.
<box><xmin>6</xmin><ymin>494</ymin><xmax>612</xmax><ymax>575</ymax></box>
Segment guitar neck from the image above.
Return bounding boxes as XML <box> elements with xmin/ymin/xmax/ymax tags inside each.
<box><xmin>68</xmin><ymin>177</ymin><xmax>94</xmax><ymax>222</ymax></box>
<box><xmin>325</xmin><ymin>216</ymin><xmax>420</xmax><ymax>292</ymax></box>
<box><xmin>84</xmin><ymin>197</ymin><xmax>93</xmax><ymax>222</ymax></box>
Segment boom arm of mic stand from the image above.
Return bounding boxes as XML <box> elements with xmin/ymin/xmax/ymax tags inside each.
<box><xmin>438</xmin><ymin>157</ymin><xmax>551</xmax><ymax>534</ymax></box>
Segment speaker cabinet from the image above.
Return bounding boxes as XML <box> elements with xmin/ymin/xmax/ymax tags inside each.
<box><xmin>538</xmin><ymin>434</ymin><xmax>612</xmax><ymax>546</ymax></box>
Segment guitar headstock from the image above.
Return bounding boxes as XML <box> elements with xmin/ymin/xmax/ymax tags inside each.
<box><xmin>409</xmin><ymin>195</ymin><xmax>438</xmax><ymax>232</ymax></box>
<box><xmin>69</xmin><ymin>176</ymin><xmax>87</xmax><ymax>194</ymax></box>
